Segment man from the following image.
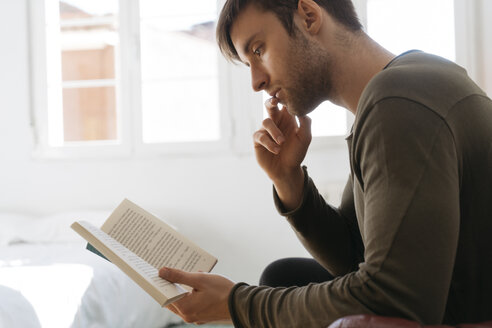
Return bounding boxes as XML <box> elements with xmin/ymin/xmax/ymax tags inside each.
<box><xmin>158</xmin><ymin>0</ymin><xmax>492</xmax><ymax>326</ymax></box>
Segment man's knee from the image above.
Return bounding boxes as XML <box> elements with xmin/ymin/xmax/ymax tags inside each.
<box><xmin>259</xmin><ymin>258</ymin><xmax>291</xmax><ymax>286</ymax></box>
<box><xmin>259</xmin><ymin>257</ymin><xmax>334</xmax><ymax>287</ymax></box>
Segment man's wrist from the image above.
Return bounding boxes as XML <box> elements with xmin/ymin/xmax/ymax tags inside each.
<box><xmin>272</xmin><ymin>166</ymin><xmax>305</xmax><ymax>211</ymax></box>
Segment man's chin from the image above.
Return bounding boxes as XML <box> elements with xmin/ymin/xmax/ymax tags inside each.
<box><xmin>287</xmin><ymin>104</ymin><xmax>316</xmax><ymax>117</ymax></box>
<box><xmin>284</xmin><ymin>106</ymin><xmax>299</xmax><ymax>117</ymax></box>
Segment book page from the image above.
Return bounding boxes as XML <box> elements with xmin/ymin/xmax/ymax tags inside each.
<box><xmin>77</xmin><ymin>221</ymin><xmax>187</xmax><ymax>298</ymax></box>
<box><xmin>101</xmin><ymin>199</ymin><xmax>217</xmax><ymax>273</ymax></box>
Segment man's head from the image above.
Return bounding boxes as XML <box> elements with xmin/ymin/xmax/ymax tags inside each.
<box><xmin>216</xmin><ymin>0</ymin><xmax>362</xmax><ymax>116</ymax></box>
<box><xmin>217</xmin><ymin>0</ymin><xmax>362</xmax><ymax>63</ymax></box>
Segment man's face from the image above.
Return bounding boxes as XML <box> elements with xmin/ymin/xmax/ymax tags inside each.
<box><xmin>230</xmin><ymin>4</ymin><xmax>334</xmax><ymax>116</ymax></box>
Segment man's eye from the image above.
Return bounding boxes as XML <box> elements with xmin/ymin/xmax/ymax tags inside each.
<box><xmin>253</xmin><ymin>47</ymin><xmax>261</xmax><ymax>56</ymax></box>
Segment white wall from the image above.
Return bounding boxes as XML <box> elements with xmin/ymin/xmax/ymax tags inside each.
<box><xmin>0</xmin><ymin>0</ymin><xmax>490</xmax><ymax>285</ymax></box>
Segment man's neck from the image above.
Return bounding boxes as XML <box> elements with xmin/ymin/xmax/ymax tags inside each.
<box><xmin>331</xmin><ymin>33</ymin><xmax>395</xmax><ymax>115</ymax></box>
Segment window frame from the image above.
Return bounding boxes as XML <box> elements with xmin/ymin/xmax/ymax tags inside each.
<box><xmin>29</xmin><ymin>0</ymin><xmax>236</xmax><ymax>159</ymax></box>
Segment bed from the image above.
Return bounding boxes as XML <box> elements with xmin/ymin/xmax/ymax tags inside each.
<box><xmin>0</xmin><ymin>211</ymin><xmax>232</xmax><ymax>328</ymax></box>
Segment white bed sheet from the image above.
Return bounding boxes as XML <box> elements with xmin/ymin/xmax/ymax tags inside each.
<box><xmin>0</xmin><ymin>242</ymin><xmax>183</xmax><ymax>328</ymax></box>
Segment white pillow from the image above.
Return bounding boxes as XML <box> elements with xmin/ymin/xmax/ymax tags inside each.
<box><xmin>0</xmin><ymin>210</ymin><xmax>110</xmax><ymax>245</ymax></box>
<box><xmin>0</xmin><ymin>213</ymin><xmax>32</xmax><ymax>246</ymax></box>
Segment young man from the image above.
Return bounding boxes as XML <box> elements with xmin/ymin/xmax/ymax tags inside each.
<box><xmin>158</xmin><ymin>0</ymin><xmax>492</xmax><ymax>326</ymax></box>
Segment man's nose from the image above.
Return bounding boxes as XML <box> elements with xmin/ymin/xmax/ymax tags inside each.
<box><xmin>251</xmin><ymin>65</ymin><xmax>268</xmax><ymax>92</ymax></box>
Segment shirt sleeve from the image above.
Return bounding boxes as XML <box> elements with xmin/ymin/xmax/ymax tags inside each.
<box><xmin>229</xmin><ymin>98</ymin><xmax>460</xmax><ymax>327</ymax></box>
<box><xmin>273</xmin><ymin>167</ymin><xmax>364</xmax><ymax>276</ymax></box>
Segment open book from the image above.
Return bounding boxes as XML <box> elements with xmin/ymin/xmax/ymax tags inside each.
<box><xmin>71</xmin><ymin>199</ymin><xmax>218</xmax><ymax>307</ymax></box>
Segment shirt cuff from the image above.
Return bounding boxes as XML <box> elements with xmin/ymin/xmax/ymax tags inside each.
<box><xmin>272</xmin><ymin>165</ymin><xmax>310</xmax><ymax>217</ymax></box>
<box><xmin>228</xmin><ymin>282</ymin><xmax>249</xmax><ymax>328</ymax></box>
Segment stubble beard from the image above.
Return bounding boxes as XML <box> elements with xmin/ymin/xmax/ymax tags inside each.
<box><xmin>283</xmin><ymin>29</ymin><xmax>335</xmax><ymax>117</ymax></box>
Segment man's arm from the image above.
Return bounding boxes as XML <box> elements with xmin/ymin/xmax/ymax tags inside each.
<box><xmin>255</xmin><ymin>98</ymin><xmax>362</xmax><ymax>274</ymax></box>
<box><xmin>274</xmin><ymin>171</ymin><xmax>364</xmax><ymax>276</ymax></box>
<box><xmin>157</xmin><ymin>98</ymin><xmax>362</xmax><ymax>326</ymax></box>
<box><xmin>229</xmin><ymin>99</ymin><xmax>460</xmax><ymax>327</ymax></box>
<box><xmin>159</xmin><ymin>99</ymin><xmax>459</xmax><ymax>327</ymax></box>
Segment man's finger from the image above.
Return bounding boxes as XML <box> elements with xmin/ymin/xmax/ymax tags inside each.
<box><xmin>262</xmin><ymin>118</ymin><xmax>285</xmax><ymax>145</ymax></box>
<box><xmin>159</xmin><ymin>267</ymin><xmax>202</xmax><ymax>289</ymax></box>
<box><xmin>265</xmin><ymin>97</ymin><xmax>280</xmax><ymax>118</ymax></box>
<box><xmin>166</xmin><ymin>304</ymin><xmax>182</xmax><ymax>316</ymax></box>
<box><xmin>253</xmin><ymin>129</ymin><xmax>281</xmax><ymax>154</ymax></box>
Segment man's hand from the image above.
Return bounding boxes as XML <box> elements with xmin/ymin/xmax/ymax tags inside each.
<box><xmin>159</xmin><ymin>267</ymin><xmax>235</xmax><ymax>325</ymax></box>
<box><xmin>253</xmin><ymin>97</ymin><xmax>312</xmax><ymax>210</ymax></box>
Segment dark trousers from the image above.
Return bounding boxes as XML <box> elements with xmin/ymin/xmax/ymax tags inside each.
<box><xmin>259</xmin><ymin>257</ymin><xmax>334</xmax><ymax>287</ymax></box>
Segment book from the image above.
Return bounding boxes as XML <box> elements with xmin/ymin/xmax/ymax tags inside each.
<box><xmin>71</xmin><ymin>199</ymin><xmax>218</xmax><ymax>307</ymax></box>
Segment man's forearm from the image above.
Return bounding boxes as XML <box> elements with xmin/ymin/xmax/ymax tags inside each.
<box><xmin>272</xmin><ymin>166</ymin><xmax>305</xmax><ymax>211</ymax></box>
<box><xmin>274</xmin><ymin>168</ymin><xmax>362</xmax><ymax>276</ymax></box>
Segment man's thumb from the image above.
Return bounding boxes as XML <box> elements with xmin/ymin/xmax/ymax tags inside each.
<box><xmin>159</xmin><ymin>267</ymin><xmax>197</xmax><ymax>287</ymax></box>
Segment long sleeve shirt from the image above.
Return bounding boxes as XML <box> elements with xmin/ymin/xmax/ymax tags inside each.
<box><xmin>228</xmin><ymin>51</ymin><xmax>492</xmax><ymax>327</ymax></box>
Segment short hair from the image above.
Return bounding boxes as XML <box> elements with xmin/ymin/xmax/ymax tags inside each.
<box><xmin>216</xmin><ymin>0</ymin><xmax>362</xmax><ymax>62</ymax></box>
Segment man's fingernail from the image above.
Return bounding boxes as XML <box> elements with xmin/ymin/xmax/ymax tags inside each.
<box><xmin>277</xmin><ymin>136</ymin><xmax>285</xmax><ymax>144</ymax></box>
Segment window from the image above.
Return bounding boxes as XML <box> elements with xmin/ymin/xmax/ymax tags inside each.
<box><xmin>139</xmin><ymin>0</ymin><xmax>220</xmax><ymax>143</ymax></box>
<box><xmin>366</xmin><ymin>0</ymin><xmax>456</xmax><ymax>61</ymax></box>
<box><xmin>30</xmin><ymin>0</ymin><xmax>224</xmax><ymax>157</ymax></box>
<box><xmin>47</xmin><ymin>0</ymin><xmax>120</xmax><ymax>146</ymax></box>
<box><xmin>29</xmin><ymin>0</ymin><xmax>478</xmax><ymax>157</ymax></box>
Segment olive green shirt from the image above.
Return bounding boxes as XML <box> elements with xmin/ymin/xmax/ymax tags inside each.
<box><xmin>229</xmin><ymin>51</ymin><xmax>492</xmax><ymax>327</ymax></box>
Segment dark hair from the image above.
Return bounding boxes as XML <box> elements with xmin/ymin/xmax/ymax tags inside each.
<box><xmin>216</xmin><ymin>0</ymin><xmax>362</xmax><ymax>62</ymax></box>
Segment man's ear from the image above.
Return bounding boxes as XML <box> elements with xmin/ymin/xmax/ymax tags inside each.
<box><xmin>297</xmin><ymin>0</ymin><xmax>323</xmax><ymax>35</ymax></box>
